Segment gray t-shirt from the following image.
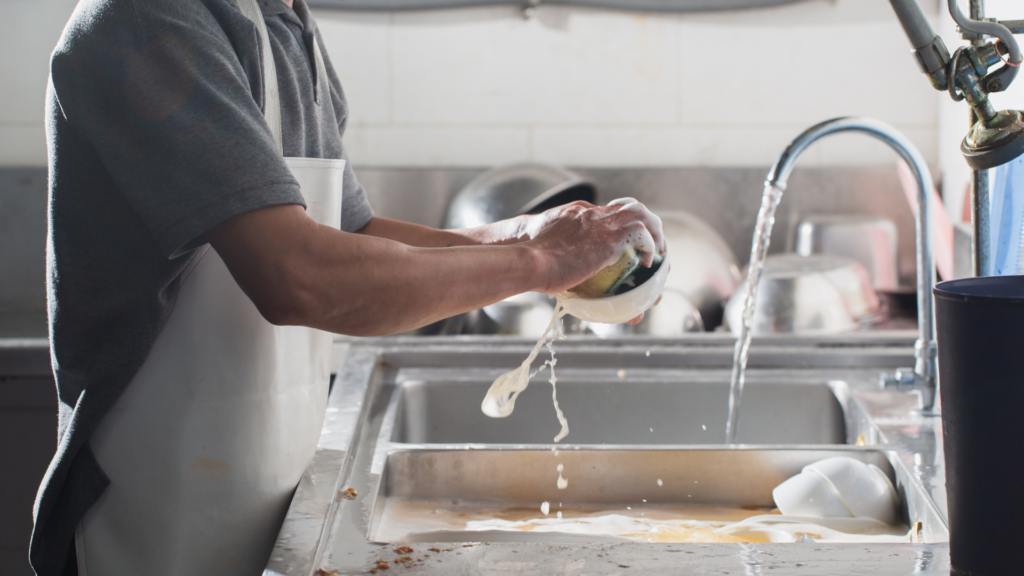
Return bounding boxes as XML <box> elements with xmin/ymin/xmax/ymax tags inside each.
<box><xmin>32</xmin><ymin>0</ymin><xmax>373</xmax><ymax>573</ymax></box>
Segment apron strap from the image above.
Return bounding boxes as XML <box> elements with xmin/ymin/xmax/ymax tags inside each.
<box><xmin>311</xmin><ymin>34</ymin><xmax>330</xmax><ymax>105</ymax></box>
<box><xmin>233</xmin><ymin>0</ymin><xmax>284</xmax><ymax>151</ymax></box>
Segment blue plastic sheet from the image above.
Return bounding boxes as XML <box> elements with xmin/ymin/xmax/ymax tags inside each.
<box><xmin>990</xmin><ymin>155</ymin><xmax>1024</xmax><ymax>276</ymax></box>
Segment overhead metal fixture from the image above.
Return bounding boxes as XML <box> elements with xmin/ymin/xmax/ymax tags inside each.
<box><xmin>307</xmin><ymin>0</ymin><xmax>813</xmax><ymax>13</ymax></box>
<box><xmin>890</xmin><ymin>0</ymin><xmax>1024</xmax><ymax>170</ymax></box>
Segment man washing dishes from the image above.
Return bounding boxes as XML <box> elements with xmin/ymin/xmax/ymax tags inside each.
<box><xmin>32</xmin><ymin>0</ymin><xmax>666</xmax><ymax>574</ymax></box>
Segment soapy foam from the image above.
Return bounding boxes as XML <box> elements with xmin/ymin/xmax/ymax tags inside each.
<box><xmin>572</xmin><ymin>198</ymin><xmax>664</xmax><ymax>295</ymax></box>
<box><xmin>606</xmin><ymin>198</ymin><xmax>664</xmax><ymax>258</ymax></box>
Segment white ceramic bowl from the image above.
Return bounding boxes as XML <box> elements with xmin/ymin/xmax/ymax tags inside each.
<box><xmin>772</xmin><ymin>466</ymin><xmax>852</xmax><ymax>519</ymax></box>
<box><xmin>805</xmin><ymin>457</ymin><xmax>899</xmax><ymax>526</ymax></box>
<box><xmin>561</xmin><ymin>257</ymin><xmax>670</xmax><ymax>325</ymax></box>
<box><xmin>773</xmin><ymin>456</ymin><xmax>899</xmax><ymax>525</ymax></box>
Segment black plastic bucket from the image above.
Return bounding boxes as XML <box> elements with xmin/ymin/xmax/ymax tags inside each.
<box><xmin>934</xmin><ymin>276</ymin><xmax>1024</xmax><ymax>576</ymax></box>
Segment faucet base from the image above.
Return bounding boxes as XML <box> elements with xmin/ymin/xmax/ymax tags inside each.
<box><xmin>880</xmin><ymin>367</ymin><xmax>939</xmax><ymax>416</ymax></box>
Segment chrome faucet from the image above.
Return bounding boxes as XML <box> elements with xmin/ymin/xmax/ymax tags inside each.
<box><xmin>765</xmin><ymin>117</ymin><xmax>939</xmax><ymax>415</ymax></box>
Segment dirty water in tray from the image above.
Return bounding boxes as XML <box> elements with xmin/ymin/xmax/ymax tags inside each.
<box><xmin>368</xmin><ymin>449</ymin><xmax>918</xmax><ymax>546</ymax></box>
<box><xmin>373</xmin><ymin>499</ymin><xmax>912</xmax><ymax>544</ymax></box>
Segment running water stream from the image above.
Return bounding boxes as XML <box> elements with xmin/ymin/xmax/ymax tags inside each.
<box><xmin>725</xmin><ymin>183</ymin><xmax>785</xmax><ymax>444</ymax></box>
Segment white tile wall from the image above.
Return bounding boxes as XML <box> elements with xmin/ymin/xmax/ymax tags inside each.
<box><xmin>321</xmin><ymin>0</ymin><xmax>942</xmax><ymax>168</ymax></box>
<box><xmin>390</xmin><ymin>8</ymin><xmax>678</xmax><ymax>125</ymax></box>
<box><xmin>2</xmin><ymin>0</ymin><xmax>944</xmax><ymax>170</ymax></box>
<box><xmin>346</xmin><ymin>125</ymin><xmax>530</xmax><ymax>165</ymax></box>
<box><xmin>677</xmin><ymin>21</ymin><xmax>934</xmax><ymax>129</ymax></box>
<box><xmin>315</xmin><ymin>11</ymin><xmax>392</xmax><ymax>124</ymax></box>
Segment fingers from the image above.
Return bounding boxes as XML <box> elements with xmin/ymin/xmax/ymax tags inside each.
<box><xmin>605</xmin><ymin>198</ymin><xmax>667</xmax><ymax>256</ymax></box>
<box><xmin>626</xmin><ymin>312</ymin><xmax>645</xmax><ymax>325</ymax></box>
<box><xmin>523</xmin><ymin>201</ymin><xmax>591</xmax><ymax>238</ymax></box>
<box><xmin>552</xmin><ymin>200</ymin><xmax>595</xmax><ymax>217</ymax></box>
<box><xmin>606</xmin><ymin>197</ymin><xmax>638</xmax><ymax>208</ymax></box>
<box><xmin>622</xmin><ymin>221</ymin><xmax>658</xmax><ymax>267</ymax></box>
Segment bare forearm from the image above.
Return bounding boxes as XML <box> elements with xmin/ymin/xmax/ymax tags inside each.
<box><xmin>302</xmin><ymin>236</ymin><xmax>540</xmax><ymax>336</ymax></box>
<box><xmin>209</xmin><ymin>199</ymin><xmax>666</xmax><ymax>338</ymax></box>
<box><xmin>211</xmin><ymin>209</ymin><xmax>543</xmax><ymax>336</ymax></box>
<box><xmin>356</xmin><ymin>216</ymin><xmax>527</xmax><ymax>248</ymax></box>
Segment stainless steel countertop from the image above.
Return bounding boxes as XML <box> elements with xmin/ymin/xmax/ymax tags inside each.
<box><xmin>267</xmin><ymin>332</ymin><xmax>951</xmax><ymax>576</ymax></box>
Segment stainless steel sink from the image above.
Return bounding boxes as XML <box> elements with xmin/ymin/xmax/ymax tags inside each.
<box><xmin>367</xmin><ymin>447</ymin><xmax>946</xmax><ymax>544</ymax></box>
<box><xmin>268</xmin><ymin>336</ymin><xmax>952</xmax><ymax>575</ymax></box>
<box><xmin>391</xmin><ymin>378</ymin><xmax>846</xmax><ymax>445</ymax></box>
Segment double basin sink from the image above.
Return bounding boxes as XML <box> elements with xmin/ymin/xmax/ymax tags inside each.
<box><xmin>269</xmin><ymin>334</ymin><xmax>949</xmax><ymax>574</ymax></box>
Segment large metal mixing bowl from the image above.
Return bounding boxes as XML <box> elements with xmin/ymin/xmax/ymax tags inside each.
<box><xmin>443</xmin><ymin>163</ymin><xmax>596</xmax><ymax>229</ymax></box>
<box><xmin>724</xmin><ymin>254</ymin><xmax>885</xmax><ymax>335</ymax></box>
<box><xmin>659</xmin><ymin>210</ymin><xmax>741</xmax><ymax>330</ymax></box>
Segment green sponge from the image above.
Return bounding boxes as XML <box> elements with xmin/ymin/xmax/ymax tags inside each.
<box><xmin>569</xmin><ymin>247</ymin><xmax>642</xmax><ymax>299</ymax></box>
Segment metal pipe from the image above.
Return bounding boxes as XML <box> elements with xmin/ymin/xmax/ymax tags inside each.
<box><xmin>889</xmin><ymin>0</ymin><xmax>952</xmax><ymax>90</ymax></box>
<box><xmin>952</xmin><ymin>0</ymin><xmax>1021</xmax><ymax>65</ymax></box>
<box><xmin>766</xmin><ymin>117</ymin><xmax>938</xmax><ymax>413</ymax></box>
<box><xmin>1002</xmin><ymin>20</ymin><xmax>1024</xmax><ymax>34</ymax></box>
<box><xmin>970</xmin><ymin>0</ymin><xmax>993</xmax><ymax>277</ymax></box>
<box><xmin>971</xmin><ymin>154</ymin><xmax>992</xmax><ymax>277</ymax></box>
<box><xmin>891</xmin><ymin>0</ymin><xmax>941</xmax><ymax>49</ymax></box>
<box><xmin>970</xmin><ymin>0</ymin><xmax>984</xmax><ymax>26</ymax></box>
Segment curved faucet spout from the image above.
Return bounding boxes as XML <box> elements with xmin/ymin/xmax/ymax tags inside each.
<box><xmin>766</xmin><ymin>117</ymin><xmax>938</xmax><ymax>414</ymax></box>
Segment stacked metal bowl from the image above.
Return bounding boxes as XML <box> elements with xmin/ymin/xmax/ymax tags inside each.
<box><xmin>724</xmin><ymin>254</ymin><xmax>887</xmax><ymax>335</ymax></box>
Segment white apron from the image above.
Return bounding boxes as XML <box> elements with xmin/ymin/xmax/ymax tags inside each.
<box><xmin>77</xmin><ymin>2</ymin><xmax>341</xmax><ymax>573</ymax></box>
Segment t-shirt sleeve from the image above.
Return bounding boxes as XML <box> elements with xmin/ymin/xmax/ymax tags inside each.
<box><xmin>50</xmin><ymin>0</ymin><xmax>304</xmax><ymax>258</ymax></box>
<box><xmin>339</xmin><ymin>148</ymin><xmax>374</xmax><ymax>233</ymax></box>
<box><xmin>317</xmin><ymin>30</ymin><xmax>374</xmax><ymax>233</ymax></box>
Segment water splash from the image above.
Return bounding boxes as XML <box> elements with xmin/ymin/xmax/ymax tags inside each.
<box><xmin>725</xmin><ymin>183</ymin><xmax>785</xmax><ymax>444</ymax></box>
<box><xmin>534</xmin><ymin>301</ymin><xmax>570</xmax><ymax>442</ymax></box>
<box><xmin>481</xmin><ymin>296</ymin><xmax>569</xmax><ymax>441</ymax></box>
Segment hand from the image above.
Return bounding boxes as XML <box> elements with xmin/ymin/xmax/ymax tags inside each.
<box><xmin>523</xmin><ymin>199</ymin><xmax>667</xmax><ymax>295</ymax></box>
